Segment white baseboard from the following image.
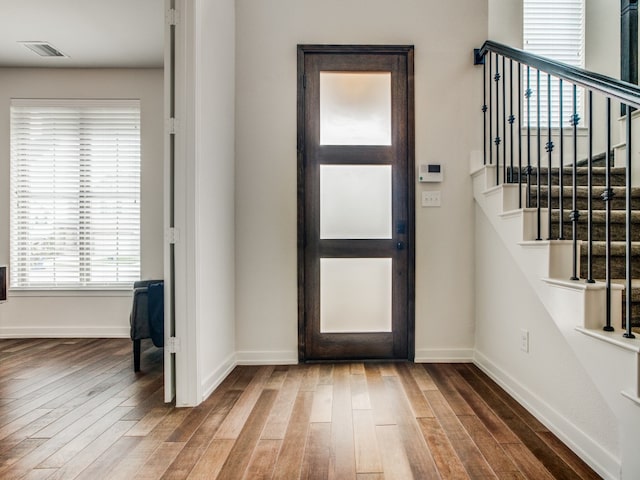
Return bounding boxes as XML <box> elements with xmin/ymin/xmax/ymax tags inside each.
<box><xmin>200</xmin><ymin>350</ymin><xmax>297</xmax><ymax>402</ymax></box>
<box><xmin>0</xmin><ymin>326</ymin><xmax>130</xmax><ymax>338</ymax></box>
<box><xmin>235</xmin><ymin>350</ymin><xmax>298</xmax><ymax>365</ymax></box>
<box><xmin>473</xmin><ymin>351</ymin><xmax>620</xmax><ymax>480</ymax></box>
<box><xmin>201</xmin><ymin>352</ymin><xmax>237</xmax><ymax>402</ymax></box>
<box><xmin>414</xmin><ymin>348</ymin><xmax>474</xmax><ymax>363</ymax></box>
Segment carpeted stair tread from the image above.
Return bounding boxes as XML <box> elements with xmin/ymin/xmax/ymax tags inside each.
<box><xmin>530</xmin><ymin>186</ymin><xmax>640</xmax><ymax>209</ymax></box>
<box><xmin>508</xmin><ymin>162</ymin><xmax>640</xmax><ymax>327</ymax></box>
<box><xmin>579</xmin><ymin>242</ymin><xmax>640</xmax><ymax>280</ymax></box>
<box><xmin>549</xmin><ymin>209</ymin><xmax>640</xmax><ymax>241</ymax></box>
<box><xmin>508</xmin><ymin>166</ymin><xmax>626</xmax><ymax>186</ymax></box>
<box><xmin>580</xmin><ymin>241</ymin><xmax>640</xmax><ymax>256</ymax></box>
<box><xmin>618</xmin><ymin>280</ymin><xmax>640</xmax><ymax>327</ymax></box>
<box><xmin>535</xmin><ymin>185</ymin><xmax>640</xmax><ymax>198</ymax></box>
<box><xmin>544</xmin><ymin>166</ymin><xmax>624</xmax><ymax>175</ymax></box>
<box><xmin>550</xmin><ymin>209</ymin><xmax>640</xmax><ymax>223</ymax></box>
<box><xmin>610</xmin><ymin>279</ymin><xmax>640</xmax><ymax>301</ymax></box>
<box><xmin>595</xmin><ymin>281</ymin><xmax>640</xmax><ymax>327</ymax></box>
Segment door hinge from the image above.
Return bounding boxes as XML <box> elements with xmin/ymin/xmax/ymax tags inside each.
<box><xmin>167</xmin><ymin>337</ymin><xmax>181</xmax><ymax>354</ymax></box>
<box><xmin>166</xmin><ymin>117</ymin><xmax>177</xmax><ymax>135</ymax></box>
<box><xmin>303</xmin><ymin>75</ymin><xmax>307</xmax><ymax>88</ymax></box>
<box><xmin>166</xmin><ymin>8</ymin><xmax>178</xmax><ymax>26</ymax></box>
<box><xmin>166</xmin><ymin>227</ymin><xmax>180</xmax><ymax>244</ymax></box>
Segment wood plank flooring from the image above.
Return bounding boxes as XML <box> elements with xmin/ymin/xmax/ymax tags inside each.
<box><xmin>0</xmin><ymin>339</ymin><xmax>601</xmax><ymax>479</ymax></box>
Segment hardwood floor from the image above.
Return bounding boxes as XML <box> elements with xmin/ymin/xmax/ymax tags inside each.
<box><xmin>0</xmin><ymin>338</ymin><xmax>601</xmax><ymax>479</ymax></box>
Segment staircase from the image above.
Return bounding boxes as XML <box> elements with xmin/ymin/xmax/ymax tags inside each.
<box><xmin>476</xmin><ymin>39</ymin><xmax>640</xmax><ymax>480</ymax></box>
<box><xmin>472</xmin><ymin>158</ymin><xmax>640</xmax><ymax>480</ymax></box>
<box><xmin>520</xmin><ymin>163</ymin><xmax>640</xmax><ymax>329</ymax></box>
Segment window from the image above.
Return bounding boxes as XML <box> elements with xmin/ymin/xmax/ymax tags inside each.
<box><xmin>10</xmin><ymin>99</ymin><xmax>141</xmax><ymax>289</ymax></box>
<box><xmin>523</xmin><ymin>0</ymin><xmax>584</xmax><ymax>126</ymax></box>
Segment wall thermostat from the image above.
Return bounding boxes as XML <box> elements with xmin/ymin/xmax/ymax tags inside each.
<box><xmin>418</xmin><ymin>163</ymin><xmax>443</xmax><ymax>183</ymax></box>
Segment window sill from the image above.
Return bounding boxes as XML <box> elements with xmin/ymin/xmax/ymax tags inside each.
<box><xmin>8</xmin><ymin>289</ymin><xmax>132</xmax><ymax>298</ymax></box>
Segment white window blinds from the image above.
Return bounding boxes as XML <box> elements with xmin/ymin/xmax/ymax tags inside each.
<box><xmin>10</xmin><ymin>99</ymin><xmax>141</xmax><ymax>289</ymax></box>
<box><xmin>523</xmin><ymin>0</ymin><xmax>584</xmax><ymax>126</ymax></box>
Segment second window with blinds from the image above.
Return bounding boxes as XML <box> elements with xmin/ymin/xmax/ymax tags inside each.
<box><xmin>10</xmin><ymin>99</ymin><xmax>141</xmax><ymax>290</ymax></box>
<box><xmin>523</xmin><ymin>0</ymin><xmax>585</xmax><ymax>127</ymax></box>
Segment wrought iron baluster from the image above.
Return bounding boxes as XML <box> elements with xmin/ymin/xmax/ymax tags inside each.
<box><xmin>518</xmin><ymin>63</ymin><xmax>523</xmax><ymax>208</ymax></box>
<box><xmin>526</xmin><ymin>66</ymin><xmax>532</xmax><ymax>208</ymax></box>
<box><xmin>624</xmin><ymin>106</ymin><xmax>636</xmax><ymax>339</ymax></box>
<box><xmin>503</xmin><ymin>55</ymin><xmax>507</xmax><ymax>183</ymax></box>
<box><xmin>559</xmin><ymin>79</ymin><xmax>564</xmax><ymax>240</ymax></box>
<box><xmin>489</xmin><ymin>54</ymin><xmax>493</xmax><ymax>168</ymax></box>
<box><xmin>587</xmin><ymin>91</ymin><xmax>595</xmax><ymax>284</ymax></box>
<box><xmin>570</xmin><ymin>85</ymin><xmax>580</xmax><ymax>281</ymax></box>
<box><xmin>483</xmin><ymin>57</ymin><xmax>487</xmax><ymax>165</ymax></box>
<box><xmin>603</xmin><ymin>98</ymin><xmax>614</xmax><ymax>332</ymax></box>
<box><xmin>546</xmin><ymin>74</ymin><xmax>553</xmax><ymax>239</ymax></box>
<box><xmin>509</xmin><ymin>59</ymin><xmax>515</xmax><ymax>184</ymax></box>
<box><xmin>495</xmin><ymin>53</ymin><xmax>501</xmax><ymax>185</ymax></box>
<box><xmin>536</xmin><ymin>69</ymin><xmax>542</xmax><ymax>241</ymax></box>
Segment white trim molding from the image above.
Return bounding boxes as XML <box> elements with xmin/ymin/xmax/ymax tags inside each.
<box><xmin>201</xmin><ymin>352</ymin><xmax>237</xmax><ymax>402</ymax></box>
<box><xmin>235</xmin><ymin>350</ymin><xmax>299</xmax><ymax>366</ymax></box>
<box><xmin>414</xmin><ymin>348</ymin><xmax>474</xmax><ymax>363</ymax></box>
<box><xmin>474</xmin><ymin>351</ymin><xmax>620</xmax><ymax>480</ymax></box>
<box><xmin>0</xmin><ymin>326</ymin><xmax>130</xmax><ymax>338</ymax></box>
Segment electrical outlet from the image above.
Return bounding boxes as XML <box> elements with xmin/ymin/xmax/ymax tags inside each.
<box><xmin>421</xmin><ymin>190</ymin><xmax>441</xmax><ymax>207</ymax></box>
<box><xmin>520</xmin><ymin>329</ymin><xmax>529</xmax><ymax>353</ymax></box>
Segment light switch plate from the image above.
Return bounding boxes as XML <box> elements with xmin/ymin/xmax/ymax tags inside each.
<box><xmin>421</xmin><ymin>190</ymin><xmax>441</xmax><ymax>207</ymax></box>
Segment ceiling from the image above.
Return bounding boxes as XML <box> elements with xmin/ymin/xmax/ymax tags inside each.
<box><xmin>0</xmin><ymin>0</ymin><xmax>164</xmax><ymax>68</ymax></box>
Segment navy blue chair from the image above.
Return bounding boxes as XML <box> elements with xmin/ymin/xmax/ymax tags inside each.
<box><xmin>129</xmin><ymin>279</ymin><xmax>164</xmax><ymax>371</ymax></box>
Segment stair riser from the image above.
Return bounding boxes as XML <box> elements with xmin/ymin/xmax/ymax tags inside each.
<box><xmin>550</xmin><ymin>224</ymin><xmax>640</xmax><ymax>242</ymax></box>
<box><xmin>531</xmin><ymin>196</ymin><xmax>640</xmax><ymax>210</ymax></box>
<box><xmin>579</xmin><ymin>256</ymin><xmax>640</xmax><ymax>279</ymax></box>
<box><xmin>575</xmin><ymin>157</ymin><xmax>608</xmax><ymax>168</ymax></box>
<box><xmin>498</xmin><ymin>165</ymin><xmax>640</xmax><ymax>331</ymax></box>
<box><xmin>621</xmin><ymin>286</ymin><xmax>640</xmax><ymax>328</ymax></box>
<box><xmin>621</xmin><ymin>302</ymin><xmax>640</xmax><ymax>328</ymax></box>
<box><xmin>510</xmin><ymin>173</ymin><xmax>626</xmax><ymax>187</ymax></box>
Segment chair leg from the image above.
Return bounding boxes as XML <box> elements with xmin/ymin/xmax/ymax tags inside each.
<box><xmin>133</xmin><ymin>339</ymin><xmax>141</xmax><ymax>372</ymax></box>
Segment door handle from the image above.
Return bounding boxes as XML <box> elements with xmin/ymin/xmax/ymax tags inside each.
<box><xmin>396</xmin><ymin>241</ymin><xmax>405</xmax><ymax>250</ymax></box>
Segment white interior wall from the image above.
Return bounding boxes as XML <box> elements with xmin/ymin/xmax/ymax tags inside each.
<box><xmin>0</xmin><ymin>68</ymin><xmax>164</xmax><ymax>337</ymax></box>
<box><xmin>488</xmin><ymin>0</ymin><xmax>523</xmax><ymax>47</ymax></box>
<box><xmin>474</xmin><ymin>204</ymin><xmax>620</xmax><ymax>478</ymax></box>
<box><xmin>585</xmin><ymin>0</ymin><xmax>620</xmax><ymax>78</ymax></box>
<box><xmin>234</xmin><ymin>0</ymin><xmax>486</xmax><ymax>362</ymax></box>
<box><xmin>585</xmin><ymin>0</ymin><xmax>622</xmax><ymax>158</ymax></box>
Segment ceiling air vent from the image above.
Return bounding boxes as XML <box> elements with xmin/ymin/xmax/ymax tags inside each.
<box><xmin>19</xmin><ymin>41</ymin><xmax>67</xmax><ymax>58</ymax></box>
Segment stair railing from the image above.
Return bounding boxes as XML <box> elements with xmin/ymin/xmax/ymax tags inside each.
<box><xmin>475</xmin><ymin>40</ymin><xmax>640</xmax><ymax>339</ymax></box>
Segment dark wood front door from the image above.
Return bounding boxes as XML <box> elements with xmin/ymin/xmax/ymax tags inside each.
<box><xmin>297</xmin><ymin>45</ymin><xmax>415</xmax><ymax>361</ymax></box>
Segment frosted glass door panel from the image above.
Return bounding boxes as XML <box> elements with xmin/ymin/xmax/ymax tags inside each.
<box><xmin>320</xmin><ymin>258</ymin><xmax>392</xmax><ymax>333</ymax></box>
<box><xmin>320</xmin><ymin>165</ymin><xmax>392</xmax><ymax>239</ymax></box>
<box><xmin>320</xmin><ymin>72</ymin><xmax>391</xmax><ymax>145</ymax></box>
